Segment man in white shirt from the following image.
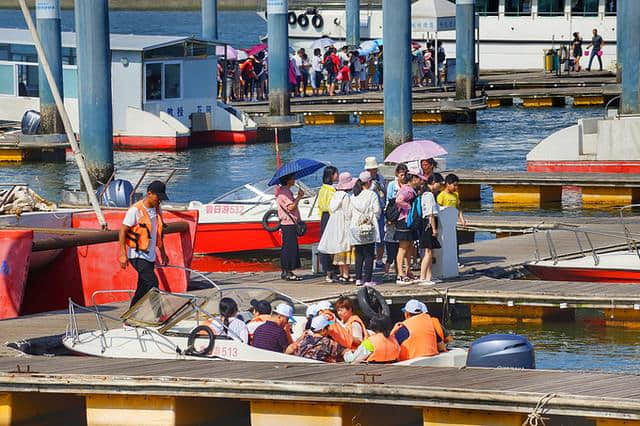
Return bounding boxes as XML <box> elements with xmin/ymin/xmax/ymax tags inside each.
<box><xmin>118</xmin><ymin>180</ymin><xmax>170</xmax><ymax>307</ymax></box>
<box><xmin>293</xmin><ymin>49</ymin><xmax>304</xmax><ymax>96</ymax></box>
<box><xmin>338</xmin><ymin>45</ymin><xmax>349</xmax><ymax>64</ymax></box>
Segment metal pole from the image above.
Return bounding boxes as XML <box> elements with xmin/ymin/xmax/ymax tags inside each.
<box><xmin>18</xmin><ymin>0</ymin><xmax>107</xmax><ymax>229</ymax></box>
<box><xmin>267</xmin><ymin>0</ymin><xmax>290</xmax><ymax>117</ymax></box>
<box><xmin>346</xmin><ymin>0</ymin><xmax>360</xmax><ymax>50</ymax></box>
<box><xmin>202</xmin><ymin>0</ymin><xmax>218</xmax><ymax>41</ymax></box>
<box><xmin>456</xmin><ymin>0</ymin><xmax>476</xmax><ymax>100</ymax></box>
<box><xmin>383</xmin><ymin>0</ymin><xmax>413</xmax><ymax>157</ymax></box>
<box><xmin>36</xmin><ymin>0</ymin><xmax>63</xmax><ymax>134</ymax></box>
<box><xmin>435</xmin><ymin>32</ymin><xmax>439</xmax><ymax>87</ymax></box>
<box><xmin>620</xmin><ymin>0</ymin><xmax>640</xmax><ymax>115</ymax></box>
<box><xmin>75</xmin><ymin>0</ymin><xmax>114</xmax><ymax>186</ymax></box>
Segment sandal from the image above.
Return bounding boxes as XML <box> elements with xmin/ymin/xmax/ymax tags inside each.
<box><xmin>338</xmin><ymin>276</ymin><xmax>349</xmax><ymax>284</ymax></box>
<box><xmin>285</xmin><ymin>274</ymin><xmax>302</xmax><ymax>281</ymax></box>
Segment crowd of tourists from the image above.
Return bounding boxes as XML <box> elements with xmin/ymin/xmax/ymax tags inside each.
<box><xmin>210</xmin><ymin>295</ymin><xmax>452</xmax><ymax>364</ymax></box>
<box><xmin>219</xmin><ymin>39</ymin><xmax>446</xmax><ymax>102</ymax></box>
<box><xmin>275</xmin><ymin>157</ymin><xmax>465</xmax><ymax>285</ymax></box>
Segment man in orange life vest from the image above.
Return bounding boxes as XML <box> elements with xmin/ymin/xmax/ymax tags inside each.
<box><xmin>391</xmin><ymin>299</ymin><xmax>446</xmax><ymax>361</ymax></box>
<box><xmin>118</xmin><ymin>180</ymin><xmax>169</xmax><ymax>307</ymax></box>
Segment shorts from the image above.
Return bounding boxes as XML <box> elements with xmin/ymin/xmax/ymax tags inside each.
<box><xmin>327</xmin><ymin>72</ymin><xmax>337</xmax><ymax>84</ymax></box>
<box><xmin>394</xmin><ymin>220</ymin><xmax>416</xmax><ymax>241</ymax></box>
<box><xmin>385</xmin><ymin>241</ymin><xmax>399</xmax><ymax>264</ymax></box>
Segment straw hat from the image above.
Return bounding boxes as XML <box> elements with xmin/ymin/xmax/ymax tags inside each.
<box><xmin>364</xmin><ymin>156</ymin><xmax>379</xmax><ymax>170</ymax></box>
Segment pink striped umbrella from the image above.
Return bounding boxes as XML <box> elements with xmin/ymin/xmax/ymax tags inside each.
<box><xmin>384</xmin><ymin>139</ymin><xmax>448</xmax><ymax>163</ymax></box>
<box><xmin>245</xmin><ymin>43</ymin><xmax>268</xmax><ymax>56</ymax></box>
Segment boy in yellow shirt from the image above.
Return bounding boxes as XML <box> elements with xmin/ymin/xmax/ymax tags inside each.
<box><xmin>436</xmin><ymin>174</ymin><xmax>466</xmax><ymax>226</ymax></box>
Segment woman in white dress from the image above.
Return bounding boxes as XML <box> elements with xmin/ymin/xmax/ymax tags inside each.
<box><xmin>349</xmin><ymin>171</ymin><xmax>381</xmax><ymax>286</ymax></box>
<box><xmin>318</xmin><ymin>172</ymin><xmax>357</xmax><ymax>283</ymax></box>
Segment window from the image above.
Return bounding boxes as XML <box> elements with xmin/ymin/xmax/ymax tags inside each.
<box><xmin>164</xmin><ymin>63</ymin><xmax>181</xmax><ymax>99</ymax></box>
<box><xmin>145</xmin><ymin>63</ymin><xmax>162</xmax><ymax>101</ymax></box>
<box><xmin>9</xmin><ymin>44</ymin><xmax>37</xmax><ymax>63</ymax></box>
<box><xmin>538</xmin><ymin>0</ymin><xmax>565</xmax><ymax>16</ymax></box>
<box><xmin>63</xmin><ymin>68</ymin><xmax>77</xmax><ymax>99</ymax></box>
<box><xmin>0</xmin><ymin>64</ymin><xmax>13</xmax><ymax>95</ymax></box>
<box><xmin>605</xmin><ymin>0</ymin><xmax>616</xmax><ymax>15</ymax></box>
<box><xmin>17</xmin><ymin>64</ymin><xmax>38</xmax><ymax>97</ymax></box>
<box><xmin>505</xmin><ymin>0</ymin><xmax>531</xmax><ymax>16</ymax></box>
<box><xmin>62</xmin><ymin>47</ymin><xmax>76</xmax><ymax>65</ymax></box>
<box><xmin>477</xmin><ymin>0</ymin><xmax>499</xmax><ymax>16</ymax></box>
<box><xmin>571</xmin><ymin>0</ymin><xmax>598</xmax><ymax>16</ymax></box>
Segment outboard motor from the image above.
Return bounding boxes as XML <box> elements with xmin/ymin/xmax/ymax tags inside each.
<box><xmin>21</xmin><ymin>110</ymin><xmax>41</xmax><ymax>135</ymax></box>
<box><xmin>466</xmin><ymin>334</ymin><xmax>535</xmax><ymax>369</ymax></box>
<box><xmin>96</xmin><ymin>179</ymin><xmax>134</xmax><ymax>207</ymax></box>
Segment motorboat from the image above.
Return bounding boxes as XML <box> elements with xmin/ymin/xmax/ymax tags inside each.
<box><xmin>183</xmin><ymin>179</ymin><xmax>321</xmax><ymax>255</ymax></box>
<box><xmin>63</xmin><ymin>285</ymin><xmax>467</xmax><ymax>367</ymax></box>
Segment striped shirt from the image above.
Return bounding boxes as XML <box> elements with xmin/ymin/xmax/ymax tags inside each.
<box><xmin>252</xmin><ymin>321</ymin><xmax>289</xmax><ymax>353</ymax></box>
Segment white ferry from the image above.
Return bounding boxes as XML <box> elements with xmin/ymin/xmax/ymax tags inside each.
<box><xmin>0</xmin><ymin>28</ymin><xmax>257</xmax><ymax>150</ymax></box>
<box><xmin>275</xmin><ymin>0</ymin><xmax>618</xmax><ymax>70</ymax></box>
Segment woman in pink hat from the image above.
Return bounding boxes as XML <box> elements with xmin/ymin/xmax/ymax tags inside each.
<box><xmin>318</xmin><ymin>172</ymin><xmax>357</xmax><ymax>283</ymax></box>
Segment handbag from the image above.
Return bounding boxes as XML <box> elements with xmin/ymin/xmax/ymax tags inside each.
<box><xmin>355</xmin><ymin>204</ymin><xmax>375</xmax><ymax>241</ymax></box>
<box><xmin>284</xmin><ymin>209</ymin><xmax>307</xmax><ymax>237</ymax></box>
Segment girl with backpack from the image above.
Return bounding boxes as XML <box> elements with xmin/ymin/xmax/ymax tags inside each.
<box><xmin>349</xmin><ymin>171</ymin><xmax>381</xmax><ymax>286</ymax></box>
<box><xmin>394</xmin><ymin>171</ymin><xmax>424</xmax><ymax>284</ymax></box>
<box><xmin>384</xmin><ymin>164</ymin><xmax>408</xmax><ymax>278</ymax></box>
<box><xmin>418</xmin><ymin>175</ymin><xmax>443</xmax><ymax>285</ymax></box>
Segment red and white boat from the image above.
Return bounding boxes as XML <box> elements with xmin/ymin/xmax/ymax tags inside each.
<box><xmin>183</xmin><ymin>180</ymin><xmax>321</xmax><ymax>254</ymax></box>
<box><xmin>526</xmin><ymin>250</ymin><xmax>640</xmax><ymax>283</ymax></box>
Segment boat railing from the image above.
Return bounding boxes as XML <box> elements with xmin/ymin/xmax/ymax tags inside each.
<box><xmin>531</xmin><ymin>223</ymin><xmax>640</xmax><ymax>266</ymax></box>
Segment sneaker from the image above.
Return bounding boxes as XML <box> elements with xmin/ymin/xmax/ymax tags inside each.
<box><xmin>417</xmin><ymin>280</ymin><xmax>436</xmax><ymax>286</ymax></box>
<box><xmin>355</xmin><ymin>280</ymin><xmax>363</xmax><ymax>286</ymax></box>
<box><xmin>364</xmin><ymin>281</ymin><xmax>378</xmax><ymax>287</ymax></box>
<box><xmin>396</xmin><ymin>276</ymin><xmax>413</xmax><ymax>284</ymax></box>
<box><xmin>325</xmin><ymin>276</ymin><xmax>335</xmax><ymax>283</ymax></box>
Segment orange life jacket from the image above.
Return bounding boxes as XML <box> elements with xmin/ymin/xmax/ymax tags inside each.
<box><xmin>345</xmin><ymin>314</ymin><xmax>368</xmax><ymax>349</ymax></box>
<box><xmin>321</xmin><ymin>310</ymin><xmax>353</xmax><ymax>349</ymax></box>
<box><xmin>247</xmin><ymin>314</ymin><xmax>272</xmax><ymax>344</ymax></box>
<box><xmin>392</xmin><ymin>313</ymin><xmax>439</xmax><ymax>361</ymax></box>
<box><xmin>367</xmin><ymin>333</ymin><xmax>400</xmax><ymax>363</ymax></box>
<box><xmin>126</xmin><ymin>200</ymin><xmax>164</xmax><ymax>253</ymax></box>
<box><xmin>431</xmin><ymin>317</ymin><xmax>447</xmax><ymax>352</ymax></box>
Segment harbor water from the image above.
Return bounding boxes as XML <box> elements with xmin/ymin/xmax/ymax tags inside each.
<box><xmin>1</xmin><ymin>9</ymin><xmax>636</xmax><ymax>375</ymax></box>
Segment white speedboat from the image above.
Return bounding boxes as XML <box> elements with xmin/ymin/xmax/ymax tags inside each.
<box><xmin>63</xmin><ymin>286</ymin><xmax>467</xmax><ymax>367</ymax></box>
<box><xmin>181</xmin><ymin>179</ymin><xmax>322</xmax><ymax>255</ymax></box>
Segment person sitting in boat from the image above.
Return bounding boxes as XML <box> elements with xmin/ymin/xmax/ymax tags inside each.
<box><xmin>246</xmin><ymin>299</ymin><xmax>272</xmax><ymax>344</ymax></box>
<box><xmin>344</xmin><ymin>314</ymin><xmax>400</xmax><ymax>364</ymax></box>
<box><xmin>206</xmin><ymin>297</ymin><xmax>249</xmax><ymax>344</ymax></box>
<box><xmin>252</xmin><ymin>303</ymin><xmax>295</xmax><ymax>353</ymax></box>
<box><xmin>335</xmin><ymin>296</ymin><xmax>368</xmax><ymax>349</ymax></box>
<box><xmin>317</xmin><ymin>300</ymin><xmax>353</xmax><ymax>349</ymax></box>
<box><xmin>304</xmin><ymin>303</ymin><xmax>319</xmax><ymax>330</ymax></box>
<box><xmin>285</xmin><ymin>315</ymin><xmax>346</xmax><ymax>362</ymax></box>
<box><xmin>391</xmin><ymin>300</ymin><xmax>445</xmax><ymax>361</ymax></box>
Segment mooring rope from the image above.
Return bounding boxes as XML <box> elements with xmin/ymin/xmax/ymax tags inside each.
<box><xmin>522</xmin><ymin>392</ymin><xmax>556</xmax><ymax>426</ymax></box>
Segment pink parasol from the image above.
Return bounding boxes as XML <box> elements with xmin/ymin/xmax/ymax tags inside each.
<box><xmin>246</xmin><ymin>43</ymin><xmax>268</xmax><ymax>56</ymax></box>
<box><xmin>384</xmin><ymin>139</ymin><xmax>448</xmax><ymax>164</ymax></box>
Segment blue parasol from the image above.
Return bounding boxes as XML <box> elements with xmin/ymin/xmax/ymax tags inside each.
<box><xmin>268</xmin><ymin>158</ymin><xmax>326</xmax><ymax>186</ymax></box>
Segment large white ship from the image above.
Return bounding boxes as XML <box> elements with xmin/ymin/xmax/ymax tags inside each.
<box><xmin>266</xmin><ymin>0</ymin><xmax>618</xmax><ymax>70</ymax></box>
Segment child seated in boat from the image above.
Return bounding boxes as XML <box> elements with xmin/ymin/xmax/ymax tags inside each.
<box><xmin>285</xmin><ymin>315</ymin><xmax>346</xmax><ymax>362</ymax></box>
<box><xmin>334</xmin><ymin>296</ymin><xmax>368</xmax><ymax>349</ymax></box>
<box><xmin>344</xmin><ymin>314</ymin><xmax>399</xmax><ymax>364</ymax></box>
<box><xmin>317</xmin><ymin>300</ymin><xmax>354</xmax><ymax>349</ymax></box>
<box><xmin>207</xmin><ymin>297</ymin><xmax>249</xmax><ymax>344</ymax></box>
<box><xmin>246</xmin><ymin>299</ymin><xmax>273</xmax><ymax>343</ymax></box>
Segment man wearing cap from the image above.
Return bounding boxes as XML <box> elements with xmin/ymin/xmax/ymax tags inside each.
<box><xmin>119</xmin><ymin>180</ymin><xmax>170</xmax><ymax>307</ymax></box>
<box><xmin>286</xmin><ymin>315</ymin><xmax>346</xmax><ymax>362</ymax></box>
<box><xmin>391</xmin><ymin>299</ymin><xmax>445</xmax><ymax>361</ymax></box>
<box><xmin>364</xmin><ymin>156</ymin><xmax>387</xmax><ymax>269</ymax></box>
<box><xmin>252</xmin><ymin>303</ymin><xmax>295</xmax><ymax>353</ymax></box>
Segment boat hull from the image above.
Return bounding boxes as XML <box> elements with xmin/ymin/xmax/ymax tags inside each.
<box><xmin>527</xmin><ymin>161</ymin><xmax>640</xmax><ymax>174</ymax></box>
<box><xmin>0</xmin><ymin>230</ymin><xmax>33</xmax><ymax>318</ymax></box>
<box><xmin>190</xmin><ymin>129</ymin><xmax>258</xmax><ymax>145</ymax></box>
<box><xmin>526</xmin><ymin>263</ymin><xmax>640</xmax><ymax>283</ymax></box>
<box><xmin>194</xmin><ymin>220</ymin><xmax>321</xmax><ymax>254</ymax></box>
<box><xmin>113</xmin><ymin>134</ymin><xmax>190</xmax><ymax>151</ymax></box>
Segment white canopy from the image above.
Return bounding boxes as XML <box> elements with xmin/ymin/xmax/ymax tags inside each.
<box><xmin>411</xmin><ymin>0</ymin><xmax>457</xmax><ymax>33</ymax></box>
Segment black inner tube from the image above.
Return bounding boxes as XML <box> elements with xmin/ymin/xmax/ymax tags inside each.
<box><xmin>186</xmin><ymin>325</ymin><xmax>215</xmax><ymax>356</ymax></box>
<box><xmin>262</xmin><ymin>209</ymin><xmax>281</xmax><ymax>232</ymax></box>
<box><xmin>288</xmin><ymin>12</ymin><xmax>297</xmax><ymax>25</ymax></box>
<box><xmin>357</xmin><ymin>287</ymin><xmax>391</xmax><ymax>319</ymax></box>
<box><xmin>298</xmin><ymin>14</ymin><xmax>309</xmax><ymax>27</ymax></box>
<box><xmin>312</xmin><ymin>14</ymin><xmax>324</xmax><ymax>29</ymax></box>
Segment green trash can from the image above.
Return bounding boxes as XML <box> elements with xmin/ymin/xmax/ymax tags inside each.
<box><xmin>552</xmin><ymin>49</ymin><xmax>560</xmax><ymax>72</ymax></box>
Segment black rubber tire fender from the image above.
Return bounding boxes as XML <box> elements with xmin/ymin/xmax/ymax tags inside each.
<box><xmin>357</xmin><ymin>287</ymin><xmax>391</xmax><ymax>319</ymax></box>
<box><xmin>288</xmin><ymin>11</ymin><xmax>297</xmax><ymax>25</ymax></box>
<box><xmin>297</xmin><ymin>13</ymin><xmax>309</xmax><ymax>27</ymax></box>
<box><xmin>262</xmin><ymin>209</ymin><xmax>281</xmax><ymax>232</ymax></box>
<box><xmin>186</xmin><ymin>325</ymin><xmax>215</xmax><ymax>356</ymax></box>
<box><xmin>311</xmin><ymin>14</ymin><xmax>324</xmax><ymax>29</ymax></box>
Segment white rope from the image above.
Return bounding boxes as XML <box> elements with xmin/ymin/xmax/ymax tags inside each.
<box><xmin>522</xmin><ymin>393</ymin><xmax>556</xmax><ymax>426</ymax></box>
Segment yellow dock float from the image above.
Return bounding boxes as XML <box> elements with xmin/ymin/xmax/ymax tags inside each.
<box><xmin>573</xmin><ymin>95</ymin><xmax>605</xmax><ymax>106</ymax></box>
<box><xmin>0</xmin><ymin>133</ymin><xmax>68</xmax><ymax>163</ymax></box>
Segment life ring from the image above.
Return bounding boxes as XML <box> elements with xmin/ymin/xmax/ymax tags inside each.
<box><xmin>288</xmin><ymin>12</ymin><xmax>297</xmax><ymax>25</ymax></box>
<box><xmin>357</xmin><ymin>287</ymin><xmax>391</xmax><ymax>320</ymax></box>
<box><xmin>312</xmin><ymin>14</ymin><xmax>324</xmax><ymax>29</ymax></box>
<box><xmin>186</xmin><ymin>325</ymin><xmax>215</xmax><ymax>356</ymax></box>
<box><xmin>297</xmin><ymin>14</ymin><xmax>309</xmax><ymax>27</ymax></box>
<box><xmin>262</xmin><ymin>209</ymin><xmax>281</xmax><ymax>232</ymax></box>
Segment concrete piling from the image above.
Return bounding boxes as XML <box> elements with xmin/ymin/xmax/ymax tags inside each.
<box><xmin>267</xmin><ymin>0</ymin><xmax>290</xmax><ymax>119</ymax></box>
<box><xmin>346</xmin><ymin>0</ymin><xmax>360</xmax><ymax>50</ymax></box>
<box><xmin>202</xmin><ymin>0</ymin><xmax>218</xmax><ymax>41</ymax></box>
<box><xmin>74</xmin><ymin>0</ymin><xmax>114</xmax><ymax>185</ymax></box>
<box><xmin>382</xmin><ymin>0</ymin><xmax>413</xmax><ymax>156</ymax></box>
<box><xmin>616</xmin><ymin>0</ymin><xmax>624</xmax><ymax>84</ymax></box>
<box><xmin>619</xmin><ymin>0</ymin><xmax>640</xmax><ymax>115</ymax></box>
<box><xmin>456</xmin><ymin>0</ymin><xmax>476</xmax><ymax>101</ymax></box>
<box><xmin>36</xmin><ymin>0</ymin><xmax>63</xmax><ymax>134</ymax></box>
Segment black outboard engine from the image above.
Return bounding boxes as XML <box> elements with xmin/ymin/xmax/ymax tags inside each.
<box><xmin>466</xmin><ymin>334</ymin><xmax>535</xmax><ymax>369</ymax></box>
<box><xmin>96</xmin><ymin>179</ymin><xmax>134</xmax><ymax>208</ymax></box>
<box><xmin>21</xmin><ymin>110</ymin><xmax>41</xmax><ymax>135</ymax></box>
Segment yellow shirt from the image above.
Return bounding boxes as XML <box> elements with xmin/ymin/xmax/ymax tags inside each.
<box><xmin>317</xmin><ymin>184</ymin><xmax>336</xmax><ymax>214</ymax></box>
<box><xmin>437</xmin><ymin>190</ymin><xmax>459</xmax><ymax>208</ymax></box>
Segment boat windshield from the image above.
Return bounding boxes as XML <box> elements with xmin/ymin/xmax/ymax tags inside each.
<box><xmin>212</xmin><ymin>180</ymin><xmax>316</xmax><ymax>204</ymax></box>
<box><xmin>121</xmin><ymin>288</ymin><xmax>207</xmax><ymax>328</ymax></box>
